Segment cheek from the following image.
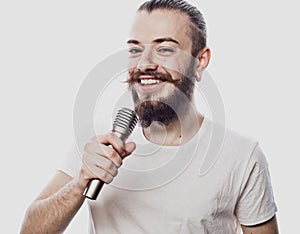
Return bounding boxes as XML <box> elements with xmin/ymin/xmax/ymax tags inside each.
<box><xmin>166</xmin><ymin>69</ymin><xmax>184</xmax><ymax>83</ymax></box>
<box><xmin>162</xmin><ymin>59</ymin><xmax>191</xmax><ymax>78</ymax></box>
<box><xmin>128</xmin><ymin>57</ymin><xmax>139</xmax><ymax>70</ymax></box>
<box><xmin>160</xmin><ymin>84</ymin><xmax>175</xmax><ymax>97</ymax></box>
<box><xmin>128</xmin><ymin>67</ymin><xmax>135</xmax><ymax>76</ymax></box>
<box><xmin>157</xmin><ymin>58</ymin><xmax>181</xmax><ymax>73</ymax></box>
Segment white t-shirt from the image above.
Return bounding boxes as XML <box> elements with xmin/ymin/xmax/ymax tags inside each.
<box><xmin>60</xmin><ymin>118</ymin><xmax>277</xmax><ymax>234</ymax></box>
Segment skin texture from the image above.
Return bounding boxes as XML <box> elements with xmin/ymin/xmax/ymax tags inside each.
<box><xmin>21</xmin><ymin>172</ymin><xmax>83</xmax><ymax>233</ymax></box>
<box><xmin>20</xmin><ymin>134</ymin><xmax>136</xmax><ymax>233</ymax></box>
<box><xmin>127</xmin><ymin>10</ymin><xmax>210</xmax><ymax>146</ymax></box>
<box><xmin>21</xmin><ymin>9</ymin><xmax>279</xmax><ymax>234</ymax></box>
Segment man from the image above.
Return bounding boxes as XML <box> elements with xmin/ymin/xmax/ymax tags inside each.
<box><xmin>21</xmin><ymin>0</ymin><xmax>279</xmax><ymax>233</ymax></box>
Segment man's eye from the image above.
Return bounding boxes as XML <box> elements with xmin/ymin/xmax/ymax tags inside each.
<box><xmin>157</xmin><ymin>47</ymin><xmax>175</xmax><ymax>54</ymax></box>
<box><xmin>128</xmin><ymin>48</ymin><xmax>142</xmax><ymax>54</ymax></box>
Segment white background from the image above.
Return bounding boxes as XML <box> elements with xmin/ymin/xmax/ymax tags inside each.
<box><xmin>0</xmin><ymin>0</ymin><xmax>299</xmax><ymax>233</ymax></box>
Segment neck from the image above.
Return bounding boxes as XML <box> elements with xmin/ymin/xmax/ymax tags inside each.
<box><xmin>142</xmin><ymin>104</ymin><xmax>204</xmax><ymax>146</ymax></box>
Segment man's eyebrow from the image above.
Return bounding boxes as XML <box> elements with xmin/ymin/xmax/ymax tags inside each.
<box><xmin>126</xmin><ymin>37</ymin><xmax>180</xmax><ymax>45</ymax></box>
<box><xmin>153</xmin><ymin>37</ymin><xmax>179</xmax><ymax>45</ymax></box>
<box><xmin>127</xmin><ymin>39</ymin><xmax>140</xmax><ymax>45</ymax></box>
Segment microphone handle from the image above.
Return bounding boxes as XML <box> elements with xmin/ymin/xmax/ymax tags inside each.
<box><xmin>83</xmin><ymin>131</ymin><xmax>124</xmax><ymax>200</ymax></box>
<box><xmin>83</xmin><ymin>179</ymin><xmax>104</xmax><ymax>200</ymax></box>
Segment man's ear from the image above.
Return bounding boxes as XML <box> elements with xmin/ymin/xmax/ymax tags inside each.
<box><xmin>195</xmin><ymin>47</ymin><xmax>211</xmax><ymax>82</ymax></box>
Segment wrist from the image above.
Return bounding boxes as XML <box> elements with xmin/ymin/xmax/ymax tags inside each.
<box><xmin>73</xmin><ymin>174</ymin><xmax>89</xmax><ymax>191</ymax></box>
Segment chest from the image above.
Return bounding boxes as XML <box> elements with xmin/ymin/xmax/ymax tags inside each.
<box><xmin>94</xmin><ymin>169</ymin><xmax>239</xmax><ymax>226</ymax></box>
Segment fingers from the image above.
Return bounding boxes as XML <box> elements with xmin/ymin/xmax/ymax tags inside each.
<box><xmin>96</xmin><ymin>133</ymin><xmax>126</xmax><ymax>156</ymax></box>
<box><xmin>85</xmin><ymin>140</ymin><xmax>123</xmax><ymax>167</ymax></box>
<box><xmin>80</xmin><ymin>133</ymin><xmax>136</xmax><ymax>185</ymax></box>
<box><xmin>83</xmin><ymin>152</ymin><xmax>118</xmax><ymax>183</ymax></box>
<box><xmin>123</xmin><ymin>142</ymin><xmax>136</xmax><ymax>158</ymax></box>
<box><xmin>80</xmin><ymin>164</ymin><xmax>114</xmax><ymax>184</ymax></box>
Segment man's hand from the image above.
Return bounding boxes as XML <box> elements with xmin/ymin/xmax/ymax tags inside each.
<box><xmin>77</xmin><ymin>132</ymin><xmax>136</xmax><ymax>188</ymax></box>
<box><xmin>20</xmin><ymin>132</ymin><xmax>136</xmax><ymax>233</ymax></box>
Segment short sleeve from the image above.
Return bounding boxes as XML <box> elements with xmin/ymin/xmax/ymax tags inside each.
<box><xmin>58</xmin><ymin>119</ymin><xmax>111</xmax><ymax>178</ymax></box>
<box><xmin>235</xmin><ymin>144</ymin><xmax>278</xmax><ymax>226</ymax></box>
<box><xmin>57</xmin><ymin>141</ymin><xmax>82</xmax><ymax>178</ymax></box>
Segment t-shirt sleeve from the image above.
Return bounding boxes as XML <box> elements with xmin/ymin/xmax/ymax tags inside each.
<box><xmin>235</xmin><ymin>143</ymin><xmax>278</xmax><ymax>226</ymax></box>
<box><xmin>58</xmin><ymin>141</ymin><xmax>82</xmax><ymax>178</ymax></box>
<box><xmin>58</xmin><ymin>119</ymin><xmax>112</xmax><ymax>178</ymax></box>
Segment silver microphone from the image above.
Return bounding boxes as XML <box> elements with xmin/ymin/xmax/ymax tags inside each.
<box><xmin>83</xmin><ymin>107</ymin><xmax>138</xmax><ymax>200</ymax></box>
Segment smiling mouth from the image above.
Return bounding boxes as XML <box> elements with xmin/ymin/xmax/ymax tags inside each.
<box><xmin>140</xmin><ymin>78</ymin><xmax>163</xmax><ymax>86</ymax></box>
<box><xmin>138</xmin><ymin>75</ymin><xmax>168</xmax><ymax>86</ymax></box>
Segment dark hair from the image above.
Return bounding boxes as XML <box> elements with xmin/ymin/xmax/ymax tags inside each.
<box><xmin>138</xmin><ymin>0</ymin><xmax>207</xmax><ymax>57</ymax></box>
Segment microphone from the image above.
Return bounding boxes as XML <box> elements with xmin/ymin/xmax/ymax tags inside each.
<box><xmin>83</xmin><ymin>107</ymin><xmax>138</xmax><ymax>200</ymax></box>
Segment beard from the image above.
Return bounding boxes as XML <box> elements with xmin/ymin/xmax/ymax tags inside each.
<box><xmin>127</xmin><ymin>65</ymin><xmax>195</xmax><ymax>128</ymax></box>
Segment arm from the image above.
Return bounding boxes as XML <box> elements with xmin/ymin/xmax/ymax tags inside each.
<box><xmin>20</xmin><ymin>133</ymin><xmax>136</xmax><ymax>234</ymax></box>
<box><xmin>20</xmin><ymin>171</ymin><xmax>85</xmax><ymax>234</ymax></box>
<box><xmin>235</xmin><ymin>144</ymin><xmax>278</xmax><ymax>234</ymax></box>
<box><xmin>241</xmin><ymin>215</ymin><xmax>279</xmax><ymax>234</ymax></box>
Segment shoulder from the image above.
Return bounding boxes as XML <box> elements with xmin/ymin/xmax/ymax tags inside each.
<box><xmin>204</xmin><ymin>118</ymin><xmax>268</xmax><ymax>169</ymax></box>
<box><xmin>210</xmin><ymin>121</ymin><xmax>270</xmax><ymax>185</ymax></box>
<box><xmin>224</xmin><ymin>126</ymin><xmax>268</xmax><ymax>169</ymax></box>
<box><xmin>224</xmin><ymin>125</ymin><xmax>258</xmax><ymax>156</ymax></box>
<box><xmin>205</xmin><ymin>118</ymin><xmax>258</xmax><ymax>156</ymax></box>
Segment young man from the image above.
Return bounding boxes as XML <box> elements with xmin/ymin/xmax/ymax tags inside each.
<box><xmin>21</xmin><ymin>0</ymin><xmax>279</xmax><ymax>233</ymax></box>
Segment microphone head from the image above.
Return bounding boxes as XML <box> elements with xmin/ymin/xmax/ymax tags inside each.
<box><xmin>112</xmin><ymin>108</ymin><xmax>138</xmax><ymax>142</ymax></box>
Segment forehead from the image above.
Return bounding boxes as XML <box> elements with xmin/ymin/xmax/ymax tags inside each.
<box><xmin>129</xmin><ymin>9</ymin><xmax>191</xmax><ymax>46</ymax></box>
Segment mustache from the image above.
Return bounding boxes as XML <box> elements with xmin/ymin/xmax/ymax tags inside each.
<box><xmin>126</xmin><ymin>70</ymin><xmax>179</xmax><ymax>85</ymax></box>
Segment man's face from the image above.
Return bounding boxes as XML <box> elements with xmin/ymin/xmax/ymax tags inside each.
<box><xmin>127</xmin><ymin>10</ymin><xmax>196</xmax><ymax>127</ymax></box>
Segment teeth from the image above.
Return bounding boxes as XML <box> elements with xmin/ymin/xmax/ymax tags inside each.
<box><xmin>140</xmin><ymin>79</ymin><xmax>162</xmax><ymax>85</ymax></box>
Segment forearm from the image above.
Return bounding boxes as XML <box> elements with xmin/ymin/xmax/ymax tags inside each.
<box><xmin>21</xmin><ymin>179</ymin><xmax>85</xmax><ymax>234</ymax></box>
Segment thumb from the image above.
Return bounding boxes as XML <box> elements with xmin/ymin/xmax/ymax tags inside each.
<box><xmin>122</xmin><ymin>142</ymin><xmax>136</xmax><ymax>158</ymax></box>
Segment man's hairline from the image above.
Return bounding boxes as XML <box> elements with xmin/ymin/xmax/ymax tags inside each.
<box><xmin>135</xmin><ymin>8</ymin><xmax>196</xmax><ymax>54</ymax></box>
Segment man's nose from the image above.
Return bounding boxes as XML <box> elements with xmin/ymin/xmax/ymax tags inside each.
<box><xmin>137</xmin><ymin>48</ymin><xmax>159</xmax><ymax>72</ymax></box>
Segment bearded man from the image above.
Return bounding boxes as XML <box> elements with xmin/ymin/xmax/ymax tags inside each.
<box><xmin>21</xmin><ymin>1</ymin><xmax>279</xmax><ymax>233</ymax></box>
